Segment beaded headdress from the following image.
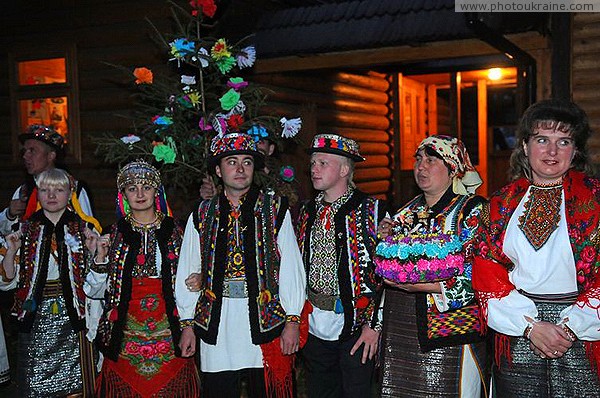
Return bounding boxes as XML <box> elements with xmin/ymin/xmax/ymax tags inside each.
<box><xmin>117</xmin><ymin>160</ymin><xmax>162</xmax><ymax>191</ymax></box>
<box><xmin>307</xmin><ymin>133</ymin><xmax>365</xmax><ymax>162</ymax></box>
<box><xmin>115</xmin><ymin>160</ymin><xmax>171</xmax><ymax>218</ymax></box>
<box><xmin>19</xmin><ymin>124</ymin><xmax>64</xmax><ymax>152</ymax></box>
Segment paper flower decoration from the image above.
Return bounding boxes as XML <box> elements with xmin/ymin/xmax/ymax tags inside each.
<box><xmin>181</xmin><ymin>75</ymin><xmax>196</xmax><ymax>85</ymax></box>
<box><xmin>211</xmin><ymin>39</ymin><xmax>231</xmax><ymax>59</ymax></box>
<box><xmin>153</xmin><ymin>143</ymin><xmax>176</xmax><ymax>164</ymax></box>
<box><xmin>120</xmin><ymin>134</ymin><xmax>141</xmax><ymax>144</ymax></box>
<box><xmin>227</xmin><ymin>77</ymin><xmax>248</xmax><ymax>91</ymax></box>
<box><xmin>190</xmin><ymin>0</ymin><xmax>216</xmax><ymax>18</ymax></box>
<box><xmin>152</xmin><ymin>116</ymin><xmax>173</xmax><ymax>126</ymax></box>
<box><xmin>170</xmin><ymin>38</ymin><xmax>195</xmax><ymax>59</ymax></box>
<box><xmin>280</xmin><ymin>166</ymin><xmax>295</xmax><ymax>182</ymax></box>
<box><xmin>133</xmin><ymin>67</ymin><xmax>153</xmax><ymax>84</ymax></box>
<box><xmin>219</xmin><ymin>89</ymin><xmax>240</xmax><ymax>111</ymax></box>
<box><xmin>197</xmin><ymin>48</ymin><xmax>209</xmax><ymax>67</ymax></box>
<box><xmin>280</xmin><ymin>117</ymin><xmax>302</xmax><ymax>138</ymax></box>
<box><xmin>199</xmin><ymin>117</ymin><xmax>213</xmax><ymax>131</ymax></box>
<box><xmin>227</xmin><ymin>114</ymin><xmax>244</xmax><ymax>130</ymax></box>
<box><xmin>236</xmin><ymin>46</ymin><xmax>256</xmax><ymax>69</ymax></box>
<box><xmin>247</xmin><ymin>125</ymin><xmax>268</xmax><ymax>142</ymax></box>
<box><xmin>215</xmin><ymin>56</ymin><xmax>236</xmax><ymax>74</ymax></box>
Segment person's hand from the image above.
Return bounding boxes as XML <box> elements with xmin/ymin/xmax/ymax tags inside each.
<box><xmin>5</xmin><ymin>231</ymin><xmax>22</xmax><ymax>253</ymax></box>
<box><xmin>7</xmin><ymin>199</ymin><xmax>26</xmax><ymax>221</ymax></box>
<box><xmin>199</xmin><ymin>175</ymin><xmax>217</xmax><ymax>200</ymax></box>
<box><xmin>377</xmin><ymin>217</ymin><xmax>393</xmax><ymax>240</ymax></box>
<box><xmin>179</xmin><ymin>327</ymin><xmax>196</xmax><ymax>357</ymax></box>
<box><xmin>280</xmin><ymin>321</ymin><xmax>300</xmax><ymax>355</ymax></box>
<box><xmin>185</xmin><ymin>273</ymin><xmax>202</xmax><ymax>292</ymax></box>
<box><xmin>83</xmin><ymin>227</ymin><xmax>99</xmax><ymax>253</ymax></box>
<box><xmin>384</xmin><ymin>279</ymin><xmax>442</xmax><ymax>294</ymax></box>
<box><xmin>350</xmin><ymin>324</ymin><xmax>380</xmax><ymax>364</ymax></box>
<box><xmin>95</xmin><ymin>234</ymin><xmax>110</xmax><ymax>262</ymax></box>
<box><xmin>527</xmin><ymin>320</ymin><xmax>572</xmax><ymax>359</ymax></box>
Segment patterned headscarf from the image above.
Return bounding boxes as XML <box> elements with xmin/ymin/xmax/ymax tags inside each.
<box><xmin>417</xmin><ymin>135</ymin><xmax>483</xmax><ymax>195</ymax></box>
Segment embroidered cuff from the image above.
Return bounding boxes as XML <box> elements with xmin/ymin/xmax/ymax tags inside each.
<box><xmin>285</xmin><ymin>314</ymin><xmax>301</xmax><ymax>324</ymax></box>
<box><xmin>91</xmin><ymin>257</ymin><xmax>108</xmax><ymax>273</ymax></box>
<box><xmin>180</xmin><ymin>319</ymin><xmax>195</xmax><ymax>329</ymax></box>
<box><xmin>523</xmin><ymin>319</ymin><xmax>539</xmax><ymax>340</ymax></box>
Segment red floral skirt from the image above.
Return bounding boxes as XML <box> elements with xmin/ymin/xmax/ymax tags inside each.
<box><xmin>97</xmin><ymin>278</ymin><xmax>199</xmax><ymax>397</ymax></box>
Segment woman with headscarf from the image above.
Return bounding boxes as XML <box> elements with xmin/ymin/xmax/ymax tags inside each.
<box><xmin>85</xmin><ymin>159</ymin><xmax>199</xmax><ymax>397</ymax></box>
<box><xmin>473</xmin><ymin>99</ymin><xmax>600</xmax><ymax>397</ymax></box>
<box><xmin>378</xmin><ymin>135</ymin><xmax>489</xmax><ymax>397</ymax></box>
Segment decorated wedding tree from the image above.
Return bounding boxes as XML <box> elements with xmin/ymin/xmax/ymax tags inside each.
<box><xmin>94</xmin><ymin>0</ymin><xmax>301</xmax><ymax>201</ymax></box>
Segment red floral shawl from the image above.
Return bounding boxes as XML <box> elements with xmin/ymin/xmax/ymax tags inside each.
<box><xmin>473</xmin><ymin>169</ymin><xmax>600</xmax><ymax>375</ymax></box>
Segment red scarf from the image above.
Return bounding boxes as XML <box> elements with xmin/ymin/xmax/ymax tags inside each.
<box><xmin>473</xmin><ymin>170</ymin><xmax>600</xmax><ymax>376</ymax></box>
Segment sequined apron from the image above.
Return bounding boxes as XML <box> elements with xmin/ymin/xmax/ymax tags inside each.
<box><xmin>494</xmin><ymin>299</ymin><xmax>600</xmax><ymax>398</ymax></box>
<box><xmin>380</xmin><ymin>289</ymin><xmax>488</xmax><ymax>397</ymax></box>
<box><xmin>17</xmin><ymin>280</ymin><xmax>89</xmax><ymax>397</ymax></box>
<box><xmin>97</xmin><ymin>278</ymin><xmax>198</xmax><ymax>398</ymax></box>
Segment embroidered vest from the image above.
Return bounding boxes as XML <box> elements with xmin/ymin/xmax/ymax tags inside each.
<box><xmin>297</xmin><ymin>189</ymin><xmax>384</xmax><ymax>339</ymax></box>
<box><xmin>14</xmin><ymin>210</ymin><xmax>88</xmax><ymax>332</ymax></box>
<box><xmin>192</xmin><ymin>186</ymin><xmax>288</xmax><ymax>345</ymax></box>
<box><xmin>95</xmin><ymin>216</ymin><xmax>184</xmax><ymax>361</ymax></box>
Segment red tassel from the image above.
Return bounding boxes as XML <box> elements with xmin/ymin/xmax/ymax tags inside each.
<box><xmin>494</xmin><ymin>333</ymin><xmax>512</xmax><ymax>368</ymax></box>
<box><xmin>585</xmin><ymin>341</ymin><xmax>600</xmax><ymax>380</ymax></box>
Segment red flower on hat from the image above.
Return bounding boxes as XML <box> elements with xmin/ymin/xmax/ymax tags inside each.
<box><xmin>190</xmin><ymin>0</ymin><xmax>217</xmax><ymax>18</ymax></box>
<box><xmin>227</xmin><ymin>114</ymin><xmax>244</xmax><ymax>130</ymax></box>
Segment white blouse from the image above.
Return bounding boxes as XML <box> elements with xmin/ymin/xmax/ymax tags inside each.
<box><xmin>486</xmin><ymin>187</ymin><xmax>600</xmax><ymax>340</ymax></box>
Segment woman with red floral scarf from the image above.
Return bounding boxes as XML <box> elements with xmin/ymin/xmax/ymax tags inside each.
<box><xmin>85</xmin><ymin>160</ymin><xmax>199</xmax><ymax>397</ymax></box>
<box><xmin>473</xmin><ymin>99</ymin><xmax>600</xmax><ymax>397</ymax></box>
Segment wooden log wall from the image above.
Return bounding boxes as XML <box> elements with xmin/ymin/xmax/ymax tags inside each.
<box><xmin>253</xmin><ymin>70</ymin><xmax>393</xmax><ymax>202</ymax></box>
<box><xmin>0</xmin><ymin>0</ymin><xmax>183</xmax><ymax>226</ymax></box>
<box><xmin>572</xmin><ymin>12</ymin><xmax>600</xmax><ymax>164</ymax></box>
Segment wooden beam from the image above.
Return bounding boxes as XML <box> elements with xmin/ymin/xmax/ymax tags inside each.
<box><xmin>255</xmin><ymin>32</ymin><xmax>548</xmax><ymax>74</ymax></box>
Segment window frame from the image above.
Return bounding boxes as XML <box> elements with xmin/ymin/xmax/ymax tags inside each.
<box><xmin>9</xmin><ymin>44</ymin><xmax>81</xmax><ymax>162</ymax></box>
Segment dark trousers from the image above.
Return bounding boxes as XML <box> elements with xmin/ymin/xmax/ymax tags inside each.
<box><xmin>203</xmin><ymin>367</ymin><xmax>266</xmax><ymax>398</ymax></box>
<box><xmin>302</xmin><ymin>332</ymin><xmax>375</xmax><ymax>398</ymax></box>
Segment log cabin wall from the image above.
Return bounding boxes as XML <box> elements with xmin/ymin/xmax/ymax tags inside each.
<box><xmin>572</xmin><ymin>12</ymin><xmax>600</xmax><ymax>165</ymax></box>
<box><xmin>253</xmin><ymin>70</ymin><xmax>394</xmax><ymax>204</ymax></box>
<box><xmin>0</xmin><ymin>1</ymin><xmax>183</xmax><ymax>227</ymax></box>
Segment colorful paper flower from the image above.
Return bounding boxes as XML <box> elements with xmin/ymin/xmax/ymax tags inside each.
<box><xmin>280</xmin><ymin>117</ymin><xmax>302</xmax><ymax>138</ymax></box>
<box><xmin>219</xmin><ymin>88</ymin><xmax>240</xmax><ymax>111</ymax></box>
<box><xmin>152</xmin><ymin>115</ymin><xmax>173</xmax><ymax>126</ymax></box>
<box><xmin>247</xmin><ymin>125</ymin><xmax>268</xmax><ymax>142</ymax></box>
<box><xmin>197</xmin><ymin>48</ymin><xmax>209</xmax><ymax>67</ymax></box>
<box><xmin>212</xmin><ymin>116</ymin><xmax>227</xmax><ymax>135</ymax></box>
<box><xmin>190</xmin><ymin>0</ymin><xmax>217</xmax><ymax>18</ymax></box>
<box><xmin>181</xmin><ymin>75</ymin><xmax>196</xmax><ymax>85</ymax></box>
<box><xmin>215</xmin><ymin>56</ymin><xmax>236</xmax><ymax>74</ymax></box>
<box><xmin>133</xmin><ymin>67</ymin><xmax>153</xmax><ymax>84</ymax></box>
<box><xmin>170</xmin><ymin>38</ymin><xmax>195</xmax><ymax>59</ymax></box>
<box><xmin>227</xmin><ymin>114</ymin><xmax>244</xmax><ymax>130</ymax></box>
<box><xmin>199</xmin><ymin>117</ymin><xmax>213</xmax><ymax>131</ymax></box>
<box><xmin>227</xmin><ymin>77</ymin><xmax>248</xmax><ymax>91</ymax></box>
<box><xmin>211</xmin><ymin>39</ymin><xmax>230</xmax><ymax>59</ymax></box>
<box><xmin>279</xmin><ymin>166</ymin><xmax>295</xmax><ymax>182</ymax></box>
<box><xmin>120</xmin><ymin>134</ymin><xmax>141</xmax><ymax>144</ymax></box>
<box><xmin>153</xmin><ymin>143</ymin><xmax>176</xmax><ymax>164</ymax></box>
<box><xmin>236</xmin><ymin>46</ymin><xmax>256</xmax><ymax>69</ymax></box>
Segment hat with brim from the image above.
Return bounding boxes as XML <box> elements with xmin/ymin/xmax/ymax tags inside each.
<box><xmin>209</xmin><ymin>132</ymin><xmax>265</xmax><ymax>171</ymax></box>
<box><xmin>19</xmin><ymin>124</ymin><xmax>64</xmax><ymax>152</ymax></box>
<box><xmin>306</xmin><ymin>133</ymin><xmax>365</xmax><ymax>162</ymax></box>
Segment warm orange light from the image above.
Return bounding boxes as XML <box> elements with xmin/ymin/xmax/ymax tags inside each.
<box><xmin>488</xmin><ymin>68</ymin><xmax>503</xmax><ymax>81</ymax></box>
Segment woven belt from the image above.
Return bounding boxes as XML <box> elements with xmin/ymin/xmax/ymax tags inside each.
<box><xmin>43</xmin><ymin>280</ymin><xmax>62</xmax><ymax>298</ymax></box>
<box><xmin>308</xmin><ymin>289</ymin><xmax>341</xmax><ymax>313</ymax></box>
<box><xmin>518</xmin><ymin>290</ymin><xmax>578</xmax><ymax>304</ymax></box>
<box><xmin>223</xmin><ymin>279</ymin><xmax>248</xmax><ymax>298</ymax></box>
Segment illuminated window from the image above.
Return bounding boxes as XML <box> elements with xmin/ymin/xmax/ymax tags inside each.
<box><xmin>9</xmin><ymin>46</ymin><xmax>81</xmax><ymax>161</ymax></box>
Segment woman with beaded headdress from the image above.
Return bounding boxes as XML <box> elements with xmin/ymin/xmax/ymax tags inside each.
<box><xmin>0</xmin><ymin>168</ymin><xmax>98</xmax><ymax>397</ymax></box>
<box><xmin>377</xmin><ymin>135</ymin><xmax>489</xmax><ymax>397</ymax></box>
<box><xmin>473</xmin><ymin>99</ymin><xmax>600</xmax><ymax>396</ymax></box>
<box><xmin>86</xmin><ymin>159</ymin><xmax>199</xmax><ymax>397</ymax></box>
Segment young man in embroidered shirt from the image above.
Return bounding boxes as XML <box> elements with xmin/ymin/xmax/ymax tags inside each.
<box><xmin>297</xmin><ymin>133</ymin><xmax>386</xmax><ymax>398</ymax></box>
<box><xmin>175</xmin><ymin>132</ymin><xmax>306</xmax><ymax>398</ymax></box>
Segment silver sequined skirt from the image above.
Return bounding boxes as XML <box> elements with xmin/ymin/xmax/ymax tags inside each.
<box><xmin>494</xmin><ymin>301</ymin><xmax>600</xmax><ymax>398</ymax></box>
<box><xmin>17</xmin><ymin>296</ymin><xmax>82</xmax><ymax>397</ymax></box>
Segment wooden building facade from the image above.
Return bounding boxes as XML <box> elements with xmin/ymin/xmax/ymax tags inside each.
<box><xmin>0</xmin><ymin>1</ymin><xmax>598</xmax><ymax>226</ymax></box>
